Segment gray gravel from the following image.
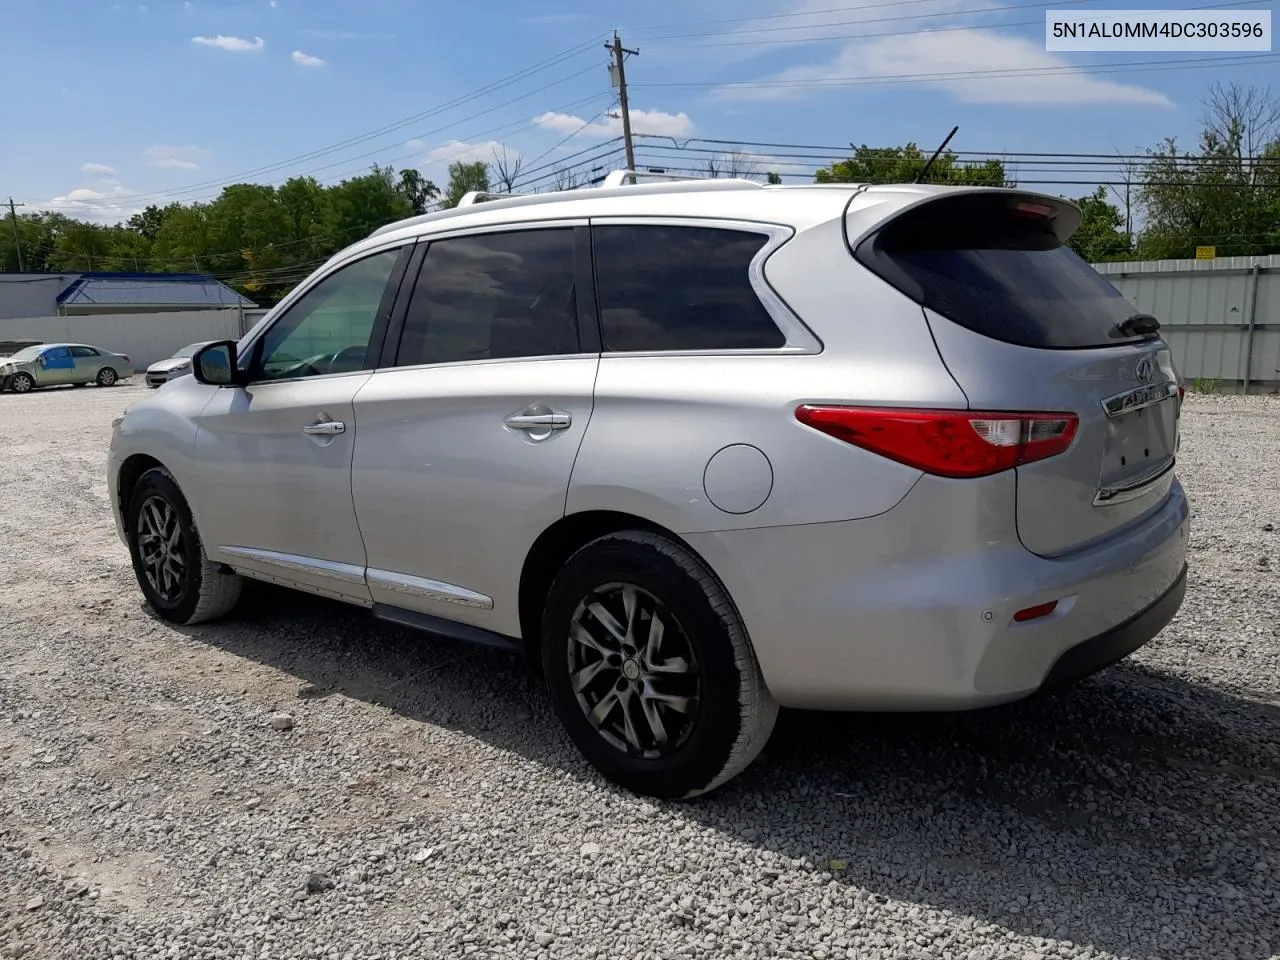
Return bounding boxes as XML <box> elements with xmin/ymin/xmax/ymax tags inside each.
<box><xmin>2</xmin><ymin>383</ymin><xmax>1279</xmax><ymax>960</ymax></box>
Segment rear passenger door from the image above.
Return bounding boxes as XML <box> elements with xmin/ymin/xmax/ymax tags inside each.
<box><xmin>350</xmin><ymin>224</ymin><xmax>599</xmax><ymax>636</ymax></box>
<box><xmin>70</xmin><ymin>345</ymin><xmax>101</xmax><ymax>381</ymax></box>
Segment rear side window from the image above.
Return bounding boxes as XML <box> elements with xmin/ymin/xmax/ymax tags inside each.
<box><xmin>854</xmin><ymin>193</ymin><xmax>1146</xmax><ymax>349</ymax></box>
<box><xmin>592</xmin><ymin>225</ymin><xmax>785</xmax><ymax>352</ymax></box>
<box><xmin>397</xmin><ymin>228</ymin><xmax>579</xmax><ymax>367</ymax></box>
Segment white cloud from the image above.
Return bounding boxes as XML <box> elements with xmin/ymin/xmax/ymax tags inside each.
<box><xmin>291</xmin><ymin>50</ymin><xmax>327</xmax><ymax>67</ymax></box>
<box><xmin>34</xmin><ymin>184</ymin><xmax>141</xmax><ymax>224</ymax></box>
<box><xmin>81</xmin><ymin>163</ymin><xmax>118</xmax><ymax>176</ymax></box>
<box><xmin>418</xmin><ymin>139</ymin><xmax>508</xmax><ymax>166</ymax></box>
<box><xmin>145</xmin><ymin>145</ymin><xmax>209</xmax><ymax>171</ymax></box>
<box><xmin>713</xmin><ymin>29</ymin><xmax>1170</xmax><ymax>106</ymax></box>
<box><xmin>192</xmin><ymin>34</ymin><xmax>265</xmax><ymax>52</ymax></box>
<box><xmin>270</xmin><ymin>0</ymin><xmax>278</xmax><ymax>6</ymax></box>
<box><xmin>534</xmin><ymin>108</ymin><xmax>694</xmax><ymax>139</ymax></box>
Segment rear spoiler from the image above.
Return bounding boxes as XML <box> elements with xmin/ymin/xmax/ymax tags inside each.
<box><xmin>842</xmin><ymin>186</ymin><xmax>1084</xmax><ymax>252</ymax></box>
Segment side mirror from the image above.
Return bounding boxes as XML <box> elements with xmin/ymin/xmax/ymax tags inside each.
<box><xmin>37</xmin><ymin>355</ymin><xmax>47</xmax><ymax>366</ymax></box>
<box><xmin>193</xmin><ymin>340</ymin><xmax>241</xmax><ymax>386</ymax></box>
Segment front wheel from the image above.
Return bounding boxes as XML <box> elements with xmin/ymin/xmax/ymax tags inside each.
<box><xmin>96</xmin><ymin>367</ymin><xmax>118</xmax><ymax>387</ymax></box>
<box><xmin>9</xmin><ymin>373</ymin><xmax>35</xmax><ymax>393</ymax></box>
<box><xmin>541</xmin><ymin>531</ymin><xmax>777</xmax><ymax>799</ymax></box>
<box><xmin>127</xmin><ymin>467</ymin><xmax>242</xmax><ymax>624</ymax></box>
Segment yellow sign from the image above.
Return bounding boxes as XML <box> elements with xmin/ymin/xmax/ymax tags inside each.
<box><xmin>1195</xmin><ymin>246</ymin><xmax>1216</xmax><ymax>260</ymax></box>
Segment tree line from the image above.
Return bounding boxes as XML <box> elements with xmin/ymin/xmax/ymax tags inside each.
<box><xmin>2</xmin><ymin>83</ymin><xmax>1277</xmax><ymax>304</ymax></box>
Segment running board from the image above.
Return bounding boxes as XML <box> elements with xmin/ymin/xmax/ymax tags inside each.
<box><xmin>371</xmin><ymin>603</ymin><xmax>522</xmax><ymax>653</ymax></box>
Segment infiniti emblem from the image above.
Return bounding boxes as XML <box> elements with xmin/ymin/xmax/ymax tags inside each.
<box><xmin>1135</xmin><ymin>356</ymin><xmax>1155</xmax><ymax>383</ymax></box>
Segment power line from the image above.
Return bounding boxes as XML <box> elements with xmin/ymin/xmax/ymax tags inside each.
<box><xmin>633</xmin><ymin>52</ymin><xmax>1280</xmax><ymax>89</ymax></box>
<box><xmin>64</xmin><ymin>38</ymin><xmax>608</xmax><ymax>210</ymax></box>
<box><xmin>518</xmin><ymin>112</ymin><xmax>614</xmax><ymax>178</ymax></box>
<box><xmin>656</xmin><ymin>136</ymin><xmax>1279</xmax><ymax>164</ymax></box>
<box><xmin>639</xmin><ymin>0</ymin><xmax>1271</xmax><ymax>43</ymax></box>
<box><xmin>625</xmin><ymin>0</ymin><xmax>1075</xmax><ymax>34</ymax></box>
<box><xmin>632</xmin><ymin>0</ymin><xmax>1103</xmax><ymax>40</ymax></box>
<box><xmin>68</xmin><ymin>88</ymin><xmax>607</xmax><ymax>214</ymax></box>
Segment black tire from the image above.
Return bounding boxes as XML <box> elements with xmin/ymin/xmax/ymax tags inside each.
<box><xmin>126</xmin><ymin>467</ymin><xmax>242</xmax><ymax>625</ymax></box>
<box><xmin>541</xmin><ymin>531</ymin><xmax>777</xmax><ymax>799</ymax></box>
<box><xmin>96</xmin><ymin>367</ymin><xmax>118</xmax><ymax>387</ymax></box>
<box><xmin>10</xmin><ymin>372</ymin><xmax>34</xmax><ymax>394</ymax></box>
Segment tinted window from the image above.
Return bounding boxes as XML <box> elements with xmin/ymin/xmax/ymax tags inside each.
<box><xmin>396</xmin><ymin>229</ymin><xmax>579</xmax><ymax>367</ymax></box>
<box><xmin>593</xmin><ymin>226</ymin><xmax>784</xmax><ymax>352</ymax></box>
<box><xmin>70</xmin><ymin>346</ymin><xmax>99</xmax><ymax>358</ymax></box>
<box><xmin>856</xmin><ymin>193</ymin><xmax>1147</xmax><ymax>350</ymax></box>
<box><xmin>255</xmin><ymin>248</ymin><xmax>401</xmax><ymax>381</ymax></box>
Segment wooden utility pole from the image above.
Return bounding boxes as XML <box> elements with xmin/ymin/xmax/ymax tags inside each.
<box><xmin>607</xmin><ymin>33</ymin><xmax>639</xmax><ymax>172</ymax></box>
<box><xmin>7</xmin><ymin>197</ymin><xmax>25</xmax><ymax>272</ymax></box>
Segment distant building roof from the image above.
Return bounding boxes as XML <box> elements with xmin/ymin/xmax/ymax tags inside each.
<box><xmin>56</xmin><ymin>273</ymin><xmax>256</xmax><ymax>308</ymax></box>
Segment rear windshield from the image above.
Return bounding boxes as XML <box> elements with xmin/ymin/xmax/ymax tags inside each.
<box><xmin>854</xmin><ymin>193</ymin><xmax>1148</xmax><ymax>349</ymax></box>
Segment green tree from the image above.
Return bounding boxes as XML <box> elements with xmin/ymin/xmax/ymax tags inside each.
<box><xmin>815</xmin><ymin>143</ymin><xmax>1008</xmax><ymax>186</ymax></box>
<box><xmin>397</xmin><ymin>168</ymin><xmax>440</xmax><ymax>214</ymax></box>
<box><xmin>443</xmin><ymin>160</ymin><xmax>490</xmax><ymax>208</ymax></box>
<box><xmin>1068</xmin><ymin>187</ymin><xmax>1131</xmax><ymax>262</ymax></box>
<box><xmin>327</xmin><ymin>166</ymin><xmax>415</xmax><ymax>243</ymax></box>
<box><xmin>1137</xmin><ymin>83</ymin><xmax>1280</xmax><ymax>259</ymax></box>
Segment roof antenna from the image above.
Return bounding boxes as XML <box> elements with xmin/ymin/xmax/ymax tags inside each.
<box><xmin>914</xmin><ymin>125</ymin><xmax>959</xmax><ymax>184</ymax></box>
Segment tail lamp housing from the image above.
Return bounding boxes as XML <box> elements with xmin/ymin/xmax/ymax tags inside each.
<box><xmin>795</xmin><ymin>405</ymin><xmax>1079</xmax><ymax>479</ymax></box>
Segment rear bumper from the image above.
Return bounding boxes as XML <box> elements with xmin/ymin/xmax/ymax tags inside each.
<box><xmin>1040</xmin><ymin>562</ymin><xmax>1186</xmax><ymax>690</ymax></box>
<box><xmin>686</xmin><ymin>472</ymin><xmax>1190</xmax><ymax>710</ymax></box>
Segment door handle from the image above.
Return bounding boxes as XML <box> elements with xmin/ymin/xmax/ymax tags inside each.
<box><xmin>503</xmin><ymin>412</ymin><xmax>571</xmax><ymax>430</ymax></box>
<box><xmin>302</xmin><ymin>420</ymin><xmax>346</xmax><ymax>436</ymax></box>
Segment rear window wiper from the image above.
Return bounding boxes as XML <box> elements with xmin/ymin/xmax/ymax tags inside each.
<box><xmin>1115</xmin><ymin>313</ymin><xmax>1161</xmax><ymax>338</ymax></box>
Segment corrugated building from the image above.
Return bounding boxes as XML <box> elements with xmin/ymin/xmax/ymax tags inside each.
<box><xmin>0</xmin><ymin>272</ymin><xmax>255</xmax><ymax>320</ymax></box>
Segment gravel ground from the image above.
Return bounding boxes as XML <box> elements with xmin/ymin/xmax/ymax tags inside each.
<box><xmin>2</xmin><ymin>383</ymin><xmax>1278</xmax><ymax>960</ymax></box>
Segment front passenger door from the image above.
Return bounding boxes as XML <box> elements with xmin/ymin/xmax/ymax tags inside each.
<box><xmin>190</xmin><ymin>245</ymin><xmax>411</xmax><ymax>601</ymax></box>
<box><xmin>38</xmin><ymin>346</ymin><xmax>76</xmax><ymax>385</ymax></box>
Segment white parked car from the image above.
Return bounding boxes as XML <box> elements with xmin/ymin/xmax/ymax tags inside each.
<box><xmin>145</xmin><ymin>342</ymin><xmax>216</xmax><ymax>387</ymax></box>
<box><xmin>107</xmin><ymin>171</ymin><xmax>1189</xmax><ymax>799</ymax></box>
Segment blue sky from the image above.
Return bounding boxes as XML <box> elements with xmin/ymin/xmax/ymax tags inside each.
<box><xmin>1</xmin><ymin>0</ymin><xmax>1275</xmax><ymax>223</ymax></box>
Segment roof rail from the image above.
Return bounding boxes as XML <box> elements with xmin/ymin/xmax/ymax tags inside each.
<box><xmin>456</xmin><ymin>190</ymin><xmax>527</xmax><ymax>207</ymax></box>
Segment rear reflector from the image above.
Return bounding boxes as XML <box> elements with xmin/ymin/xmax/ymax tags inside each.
<box><xmin>794</xmin><ymin>406</ymin><xmax>1079</xmax><ymax>479</ymax></box>
<box><xmin>1014</xmin><ymin>600</ymin><xmax>1059</xmax><ymax>622</ymax></box>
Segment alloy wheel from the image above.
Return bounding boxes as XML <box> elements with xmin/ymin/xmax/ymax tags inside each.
<box><xmin>136</xmin><ymin>495</ymin><xmax>187</xmax><ymax>603</ymax></box>
<box><xmin>567</xmin><ymin>582</ymin><xmax>701</xmax><ymax>759</ymax></box>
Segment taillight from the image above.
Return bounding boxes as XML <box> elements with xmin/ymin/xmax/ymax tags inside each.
<box><xmin>794</xmin><ymin>406</ymin><xmax>1079</xmax><ymax>479</ymax></box>
<box><xmin>123</xmin><ymin>354</ymin><xmax>132</xmax><ymax>363</ymax></box>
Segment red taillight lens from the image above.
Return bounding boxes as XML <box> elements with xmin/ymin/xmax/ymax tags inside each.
<box><xmin>123</xmin><ymin>355</ymin><xmax>132</xmax><ymax>363</ymax></box>
<box><xmin>794</xmin><ymin>406</ymin><xmax>1079</xmax><ymax>479</ymax></box>
<box><xmin>1014</xmin><ymin>600</ymin><xmax>1059</xmax><ymax>622</ymax></box>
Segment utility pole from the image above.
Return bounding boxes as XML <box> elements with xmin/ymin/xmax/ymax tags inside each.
<box><xmin>607</xmin><ymin>32</ymin><xmax>639</xmax><ymax>172</ymax></box>
<box><xmin>7</xmin><ymin>197</ymin><xmax>25</xmax><ymax>272</ymax></box>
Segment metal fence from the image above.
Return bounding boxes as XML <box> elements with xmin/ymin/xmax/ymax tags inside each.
<box><xmin>1095</xmin><ymin>255</ymin><xmax>1280</xmax><ymax>393</ymax></box>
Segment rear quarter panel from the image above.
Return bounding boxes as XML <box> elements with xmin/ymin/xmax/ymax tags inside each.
<box><xmin>567</xmin><ymin>216</ymin><xmax>968</xmax><ymax>533</ymax></box>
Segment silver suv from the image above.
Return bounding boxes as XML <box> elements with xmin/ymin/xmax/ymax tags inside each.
<box><xmin>108</xmin><ymin>172</ymin><xmax>1190</xmax><ymax>798</ymax></box>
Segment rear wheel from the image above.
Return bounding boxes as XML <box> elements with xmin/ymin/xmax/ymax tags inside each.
<box><xmin>96</xmin><ymin>367</ymin><xmax>118</xmax><ymax>387</ymax></box>
<box><xmin>9</xmin><ymin>373</ymin><xmax>34</xmax><ymax>393</ymax></box>
<box><xmin>127</xmin><ymin>467</ymin><xmax>242</xmax><ymax>625</ymax></box>
<box><xmin>541</xmin><ymin>531</ymin><xmax>777</xmax><ymax>799</ymax></box>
